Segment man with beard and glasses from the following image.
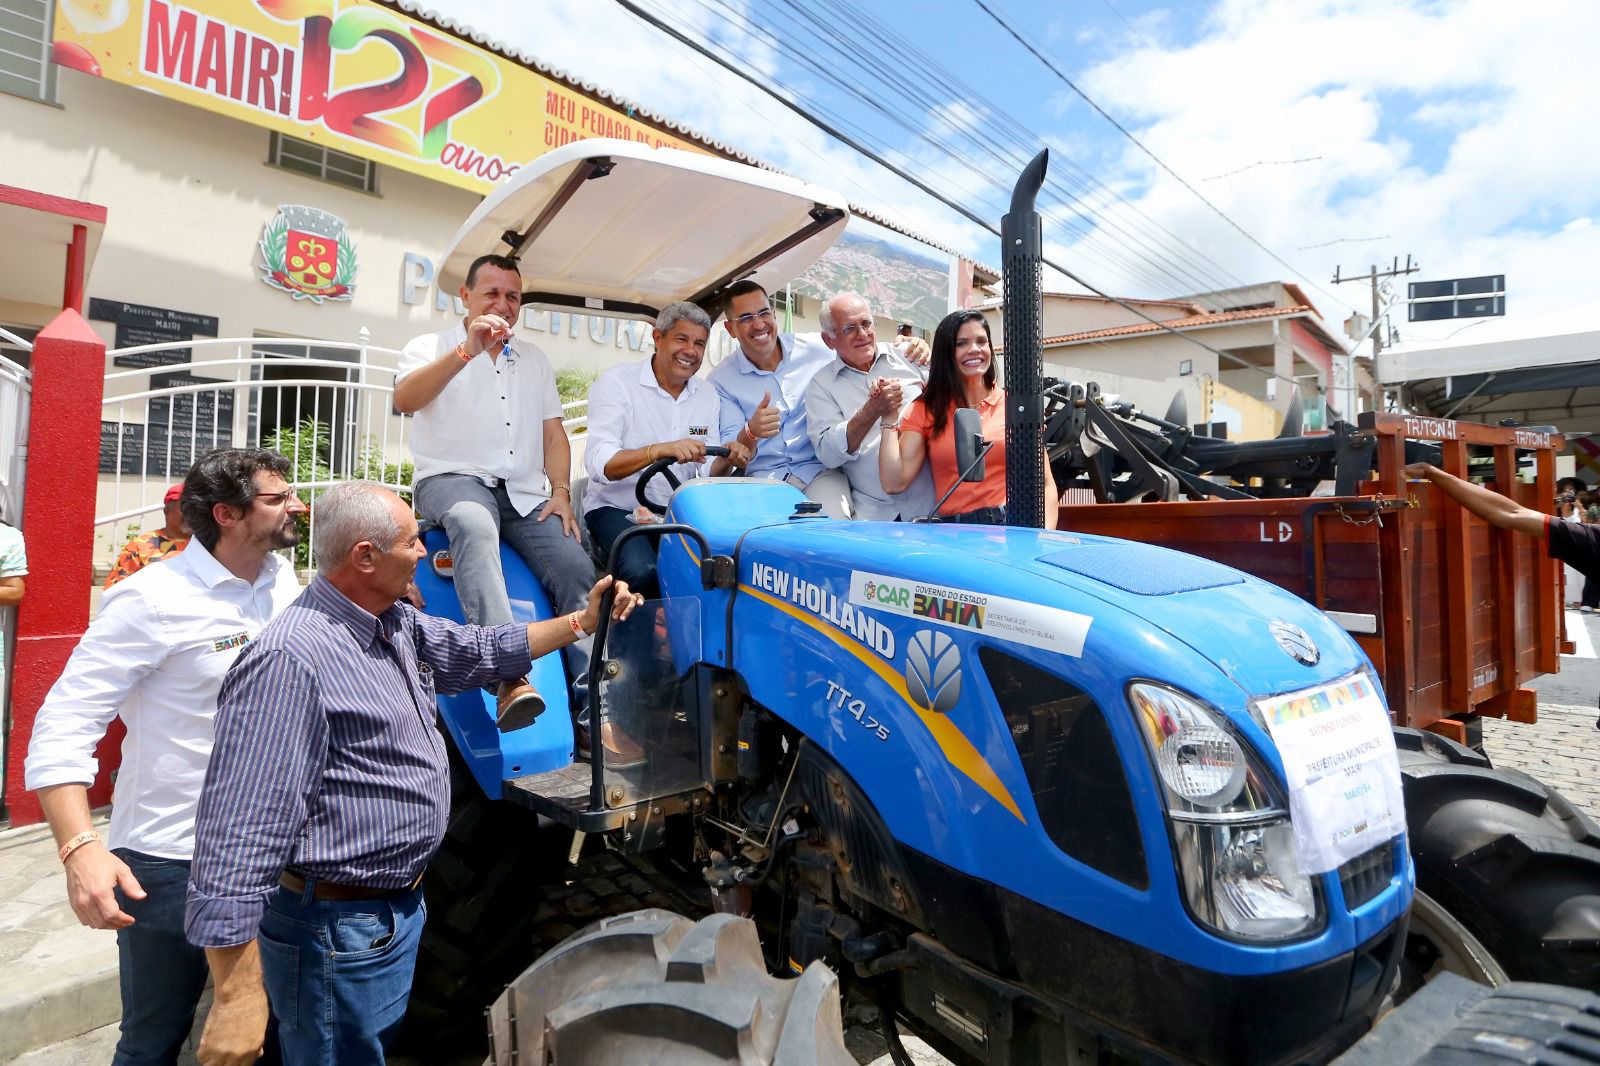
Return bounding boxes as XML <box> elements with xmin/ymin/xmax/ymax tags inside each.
<box><xmin>25</xmin><ymin>448</ymin><xmax>306</xmax><ymax>1066</ymax></box>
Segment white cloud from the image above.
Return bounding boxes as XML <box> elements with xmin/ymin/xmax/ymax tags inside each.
<box><xmin>434</xmin><ymin>0</ymin><xmax>1597</xmax><ymax>348</ymax></box>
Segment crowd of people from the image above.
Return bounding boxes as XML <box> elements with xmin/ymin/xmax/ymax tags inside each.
<box><xmin>11</xmin><ymin>245</ymin><xmax>1600</xmax><ymax>1065</ymax></box>
<box><xmin>15</xmin><ymin>249</ymin><xmax>1600</xmax><ymax>1064</ymax></box>
<box><xmin>20</xmin><ymin>256</ymin><xmax>1063</xmax><ymax>1065</ymax></box>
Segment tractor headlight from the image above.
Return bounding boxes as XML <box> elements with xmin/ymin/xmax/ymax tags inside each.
<box><xmin>1130</xmin><ymin>682</ymin><xmax>1321</xmax><ymax>942</ymax></box>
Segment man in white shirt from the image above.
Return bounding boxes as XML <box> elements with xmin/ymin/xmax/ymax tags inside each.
<box><xmin>24</xmin><ymin>448</ymin><xmax>306</xmax><ymax>1066</ymax></box>
<box><xmin>806</xmin><ymin>293</ymin><xmax>937</xmax><ymax>521</ymax></box>
<box><xmin>583</xmin><ymin>302</ymin><xmax>750</xmax><ymax>598</ymax></box>
<box><xmin>395</xmin><ymin>253</ymin><xmax>596</xmax><ymax>732</ymax></box>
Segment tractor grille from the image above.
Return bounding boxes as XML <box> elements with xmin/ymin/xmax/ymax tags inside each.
<box><xmin>1338</xmin><ymin>843</ymin><xmax>1394</xmax><ymax>911</ymax></box>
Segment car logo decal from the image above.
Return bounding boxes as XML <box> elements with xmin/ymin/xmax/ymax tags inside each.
<box><xmin>1270</xmin><ymin>620</ymin><xmax>1319</xmax><ymax>666</ymax></box>
<box><xmin>905</xmin><ymin>630</ymin><xmax>962</xmax><ymax>714</ymax></box>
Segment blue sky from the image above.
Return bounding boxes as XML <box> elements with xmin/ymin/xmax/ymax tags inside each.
<box><xmin>440</xmin><ymin>0</ymin><xmax>1598</xmax><ymax>350</ymax></box>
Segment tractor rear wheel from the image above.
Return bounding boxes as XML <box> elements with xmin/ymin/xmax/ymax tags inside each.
<box><xmin>484</xmin><ymin>909</ymin><xmax>857</xmax><ymax>1066</ymax></box>
<box><xmin>1395</xmin><ymin>727</ymin><xmax>1600</xmax><ymax>991</ymax></box>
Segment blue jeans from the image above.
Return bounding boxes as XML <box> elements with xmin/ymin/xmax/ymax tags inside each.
<box><xmin>112</xmin><ymin>850</ymin><xmax>209</xmax><ymax>1066</ymax></box>
<box><xmin>415</xmin><ymin>473</ymin><xmax>595</xmax><ymax>707</ymax></box>
<box><xmin>257</xmin><ymin>881</ymin><xmax>426</xmax><ymax>1065</ymax></box>
<box><xmin>586</xmin><ymin>506</ymin><xmax>660</xmax><ymax>599</ymax></box>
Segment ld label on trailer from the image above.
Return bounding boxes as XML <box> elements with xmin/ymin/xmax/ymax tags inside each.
<box><xmin>849</xmin><ymin>571</ymin><xmax>1092</xmax><ymax>657</ymax></box>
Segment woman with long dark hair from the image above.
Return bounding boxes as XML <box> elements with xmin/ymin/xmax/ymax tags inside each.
<box><xmin>878</xmin><ymin>309</ymin><xmax>1056</xmax><ymax>524</ymax></box>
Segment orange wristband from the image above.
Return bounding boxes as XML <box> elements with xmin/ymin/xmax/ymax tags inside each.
<box><xmin>568</xmin><ymin>611</ymin><xmax>586</xmax><ymax>640</ymax></box>
<box><xmin>59</xmin><ymin>830</ymin><xmax>100</xmax><ymax>864</ymax></box>
<box><xmin>455</xmin><ymin>342</ymin><xmax>472</xmax><ymax>364</ymax></box>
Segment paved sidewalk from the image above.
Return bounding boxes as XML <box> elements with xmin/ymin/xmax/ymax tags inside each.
<box><xmin>0</xmin><ymin>813</ymin><xmax>122</xmax><ymax>1063</ymax></box>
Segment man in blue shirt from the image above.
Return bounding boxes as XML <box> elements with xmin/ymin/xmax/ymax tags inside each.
<box><xmin>709</xmin><ymin>280</ymin><xmax>854</xmax><ymax>518</ymax></box>
<box><xmin>185</xmin><ymin>481</ymin><xmax>641</xmax><ymax>1065</ymax></box>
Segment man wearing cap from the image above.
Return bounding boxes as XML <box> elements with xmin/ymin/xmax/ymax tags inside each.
<box><xmin>395</xmin><ymin>252</ymin><xmax>595</xmax><ymax>733</ymax></box>
<box><xmin>25</xmin><ymin>448</ymin><xmax>306</xmax><ymax>1065</ymax></box>
<box><xmin>104</xmin><ymin>484</ymin><xmax>191</xmax><ymax>588</ymax></box>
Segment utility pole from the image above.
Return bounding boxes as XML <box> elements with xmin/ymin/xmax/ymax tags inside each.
<box><xmin>1333</xmin><ymin>255</ymin><xmax>1418</xmax><ymax>415</ymax></box>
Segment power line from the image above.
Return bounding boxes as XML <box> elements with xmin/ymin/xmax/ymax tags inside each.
<box><xmin>970</xmin><ymin>0</ymin><xmax>1357</xmax><ymax>315</ymax></box>
<box><xmin>808</xmin><ymin>0</ymin><xmax>1250</xmax><ymax>292</ymax></box>
<box><xmin>608</xmin><ymin>0</ymin><xmax>1307</xmax><ymax>385</ymax></box>
<box><xmin>682</xmin><ymin>0</ymin><xmax>1201</xmax><ymax>293</ymax></box>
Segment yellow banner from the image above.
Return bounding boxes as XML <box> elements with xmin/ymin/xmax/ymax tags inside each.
<box><xmin>51</xmin><ymin>0</ymin><xmax>697</xmax><ymax>194</ymax></box>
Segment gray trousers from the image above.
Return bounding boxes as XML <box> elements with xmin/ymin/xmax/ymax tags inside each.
<box><xmin>416</xmin><ymin>474</ymin><xmax>596</xmax><ymax>710</ymax></box>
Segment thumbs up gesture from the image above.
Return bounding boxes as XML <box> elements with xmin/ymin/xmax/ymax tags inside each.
<box><xmin>745</xmin><ymin>390</ymin><xmax>781</xmax><ymax>441</ymax></box>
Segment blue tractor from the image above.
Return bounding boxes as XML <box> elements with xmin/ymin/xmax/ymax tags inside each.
<box><xmin>402</xmin><ymin>141</ymin><xmax>1600</xmax><ymax>1065</ymax></box>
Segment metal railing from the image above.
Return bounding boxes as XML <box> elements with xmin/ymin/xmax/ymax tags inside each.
<box><xmin>0</xmin><ymin>331</ymin><xmax>32</xmax><ymax>525</ymax></box>
<box><xmin>96</xmin><ymin>332</ymin><xmax>589</xmax><ymax>572</ymax></box>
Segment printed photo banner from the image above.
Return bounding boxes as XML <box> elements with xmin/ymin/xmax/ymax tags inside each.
<box><xmin>51</xmin><ymin>0</ymin><xmax>699</xmax><ymax>194</ymax></box>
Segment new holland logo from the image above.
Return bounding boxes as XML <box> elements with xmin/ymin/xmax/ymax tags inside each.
<box><xmin>1270</xmin><ymin>620</ymin><xmax>1319</xmax><ymax>666</ymax></box>
<box><xmin>905</xmin><ymin>630</ymin><xmax>961</xmax><ymax>714</ymax></box>
<box><xmin>259</xmin><ymin>205</ymin><xmax>358</xmax><ymax>303</ymax></box>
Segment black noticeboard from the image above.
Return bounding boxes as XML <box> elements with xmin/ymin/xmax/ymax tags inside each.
<box><xmin>99</xmin><ymin>373</ymin><xmax>235</xmax><ymax>478</ymax></box>
<box><xmin>99</xmin><ymin>422</ymin><xmax>146</xmax><ymax>476</ymax></box>
<box><xmin>90</xmin><ymin>299</ymin><xmax>220</xmax><ymax>368</ymax></box>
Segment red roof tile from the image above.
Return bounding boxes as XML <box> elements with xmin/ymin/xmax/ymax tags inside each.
<box><xmin>1042</xmin><ymin>305</ymin><xmax>1313</xmax><ymax>345</ymax></box>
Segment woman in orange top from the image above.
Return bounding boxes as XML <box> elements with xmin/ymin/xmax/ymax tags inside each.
<box><xmin>878</xmin><ymin>309</ymin><xmax>1056</xmax><ymax>525</ymax></box>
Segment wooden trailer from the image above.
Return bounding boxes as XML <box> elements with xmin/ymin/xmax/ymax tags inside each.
<box><xmin>1057</xmin><ymin>412</ymin><xmax>1570</xmax><ymax>745</ymax></box>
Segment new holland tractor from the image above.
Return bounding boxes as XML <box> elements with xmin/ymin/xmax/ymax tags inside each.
<box><xmin>401</xmin><ymin>139</ymin><xmax>1600</xmax><ymax>1065</ymax></box>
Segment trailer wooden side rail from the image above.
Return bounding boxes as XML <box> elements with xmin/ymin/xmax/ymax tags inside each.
<box><xmin>1058</xmin><ymin>412</ymin><xmax>1568</xmax><ymax>742</ymax></box>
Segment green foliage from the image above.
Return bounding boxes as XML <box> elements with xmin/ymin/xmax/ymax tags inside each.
<box><xmin>555</xmin><ymin>366</ymin><xmax>598</xmax><ymax>437</ymax></box>
<box><xmin>555</xmin><ymin>366</ymin><xmax>598</xmax><ymax>405</ymax></box>
<box><xmin>261</xmin><ymin>417</ymin><xmax>416</xmax><ymax>568</ymax></box>
<box><xmin>263</xmin><ymin>418</ymin><xmax>330</xmax><ymax>568</ymax></box>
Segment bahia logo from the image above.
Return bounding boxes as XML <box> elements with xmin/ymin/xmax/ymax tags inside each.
<box><xmin>863</xmin><ymin>580</ymin><xmax>911</xmax><ymax>609</ymax></box>
<box><xmin>905</xmin><ymin>630</ymin><xmax>961</xmax><ymax>714</ymax></box>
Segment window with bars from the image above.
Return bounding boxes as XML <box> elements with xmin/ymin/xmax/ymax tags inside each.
<box><xmin>268</xmin><ymin>132</ymin><xmax>378</xmax><ymax>194</ymax></box>
<box><xmin>0</xmin><ymin>0</ymin><xmax>56</xmax><ymax>103</ymax></box>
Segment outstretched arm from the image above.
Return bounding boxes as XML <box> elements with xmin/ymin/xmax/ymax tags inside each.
<box><xmin>1404</xmin><ymin>463</ymin><xmax>1547</xmax><ymax>537</ymax></box>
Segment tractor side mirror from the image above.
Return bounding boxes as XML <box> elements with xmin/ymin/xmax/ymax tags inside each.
<box><xmin>954</xmin><ymin>407</ymin><xmax>986</xmax><ymax>482</ymax></box>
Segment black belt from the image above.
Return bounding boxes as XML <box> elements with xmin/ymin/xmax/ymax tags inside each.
<box><xmin>279</xmin><ymin>869</ymin><xmax>423</xmax><ymax>902</ymax></box>
<box><xmin>946</xmin><ymin>505</ymin><xmax>1007</xmax><ymax>525</ymax></box>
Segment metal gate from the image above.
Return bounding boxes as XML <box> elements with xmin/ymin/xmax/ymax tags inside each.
<box><xmin>0</xmin><ymin>328</ymin><xmax>32</xmax><ymax>807</ymax></box>
<box><xmin>95</xmin><ymin>331</ymin><xmax>589</xmax><ymax>573</ymax></box>
<box><xmin>97</xmin><ymin>331</ymin><xmax>413</xmax><ymax>573</ymax></box>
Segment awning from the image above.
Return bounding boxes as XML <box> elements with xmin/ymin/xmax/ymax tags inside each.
<box><xmin>0</xmin><ymin>184</ymin><xmax>106</xmax><ymax>316</ymax></box>
<box><xmin>438</xmin><ymin>138</ymin><xmax>849</xmax><ymax>320</ymax></box>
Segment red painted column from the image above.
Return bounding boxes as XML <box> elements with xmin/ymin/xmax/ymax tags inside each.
<box><xmin>63</xmin><ymin>223</ymin><xmax>87</xmax><ymax>313</ymax></box>
<box><xmin>5</xmin><ymin>310</ymin><xmax>105</xmax><ymax>824</ymax></box>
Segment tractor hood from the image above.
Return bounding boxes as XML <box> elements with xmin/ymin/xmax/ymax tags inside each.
<box><xmin>673</xmin><ymin>486</ymin><xmax>1368</xmax><ymax>704</ymax></box>
<box><xmin>437</xmin><ymin>138</ymin><xmax>849</xmax><ymax>319</ymax></box>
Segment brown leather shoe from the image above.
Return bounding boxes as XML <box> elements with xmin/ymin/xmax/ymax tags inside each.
<box><xmin>575</xmin><ymin>720</ymin><xmax>646</xmax><ymax>767</ymax></box>
<box><xmin>496</xmin><ymin>677</ymin><xmax>546</xmax><ymax>733</ymax></box>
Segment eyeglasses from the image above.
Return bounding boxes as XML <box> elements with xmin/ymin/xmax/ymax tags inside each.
<box><xmin>732</xmin><ymin>308</ymin><xmax>775</xmax><ymax>326</ymax></box>
<box><xmin>251</xmin><ymin>490</ymin><xmax>302</xmax><ymax>507</ymax></box>
<box><xmin>836</xmin><ymin>318</ymin><xmax>875</xmax><ymax>339</ymax></box>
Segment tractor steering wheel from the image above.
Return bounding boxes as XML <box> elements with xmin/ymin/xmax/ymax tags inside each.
<box><xmin>635</xmin><ymin>445</ymin><xmax>733</xmax><ymax>516</ymax></box>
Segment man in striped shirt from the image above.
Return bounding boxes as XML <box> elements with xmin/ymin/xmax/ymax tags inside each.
<box><xmin>184</xmin><ymin>481</ymin><xmax>641</xmax><ymax>1066</ymax></box>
